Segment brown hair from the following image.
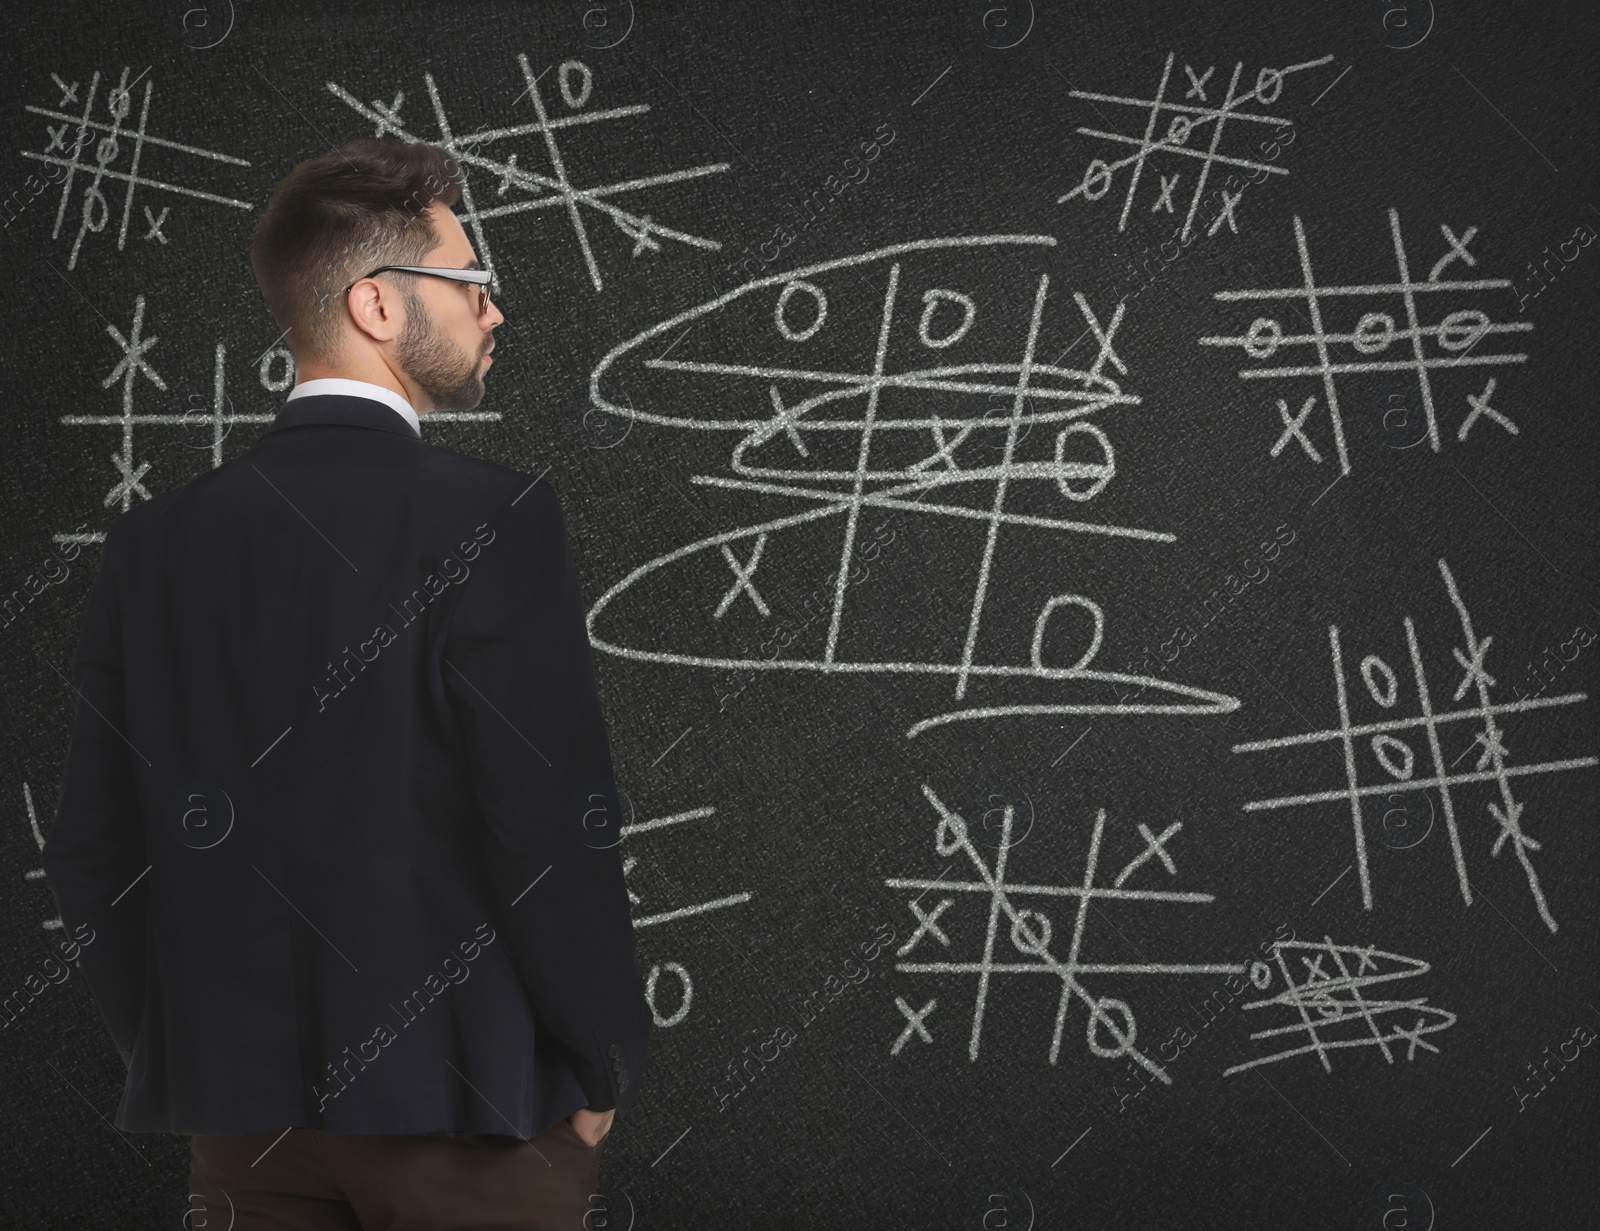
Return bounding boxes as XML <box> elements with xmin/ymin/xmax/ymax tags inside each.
<box><xmin>250</xmin><ymin>138</ymin><xmax>464</xmax><ymax>363</ymax></box>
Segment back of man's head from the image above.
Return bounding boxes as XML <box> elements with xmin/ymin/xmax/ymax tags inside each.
<box><xmin>251</xmin><ymin>139</ymin><xmax>463</xmax><ymax>366</ymax></box>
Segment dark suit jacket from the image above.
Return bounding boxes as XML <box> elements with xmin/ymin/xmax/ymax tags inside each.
<box><xmin>42</xmin><ymin>392</ymin><xmax>650</xmax><ymax>1136</ymax></box>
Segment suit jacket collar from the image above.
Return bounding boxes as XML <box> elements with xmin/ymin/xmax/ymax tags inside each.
<box><xmin>264</xmin><ymin>394</ymin><xmax>425</xmax><ymax>440</ymax></box>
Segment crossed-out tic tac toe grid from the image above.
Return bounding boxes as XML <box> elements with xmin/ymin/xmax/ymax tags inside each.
<box><xmin>1201</xmin><ymin>208</ymin><xmax>1533</xmax><ymax>477</ymax></box>
<box><xmin>1222</xmin><ymin>936</ymin><xmax>1456</xmax><ymax>1077</ymax></box>
<box><xmin>329</xmin><ymin>54</ymin><xmax>730</xmax><ymax>293</ymax></box>
<box><xmin>585</xmin><ymin>236</ymin><xmax>1245</xmax><ymax>737</ymax></box>
<box><xmin>1233</xmin><ymin>559</ymin><xmax>1597</xmax><ymax>934</ymax></box>
<box><xmin>1057</xmin><ymin>50</ymin><xmax>1335</xmax><ymax>241</ymax></box>
<box><xmin>885</xmin><ymin>784</ymin><xmax>1243</xmax><ymax>1086</ymax></box>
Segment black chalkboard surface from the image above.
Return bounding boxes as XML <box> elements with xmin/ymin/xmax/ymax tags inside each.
<box><xmin>2</xmin><ymin>2</ymin><xmax>1596</xmax><ymax>1227</ymax></box>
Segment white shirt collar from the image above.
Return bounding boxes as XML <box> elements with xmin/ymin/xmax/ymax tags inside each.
<box><xmin>286</xmin><ymin>378</ymin><xmax>421</xmax><ymax>437</ymax></box>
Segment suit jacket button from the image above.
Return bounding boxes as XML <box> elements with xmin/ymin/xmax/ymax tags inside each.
<box><xmin>609</xmin><ymin>1044</ymin><xmax>623</xmax><ymax>1058</ymax></box>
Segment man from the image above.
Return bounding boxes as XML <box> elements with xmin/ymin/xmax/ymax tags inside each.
<box><xmin>42</xmin><ymin>137</ymin><xmax>650</xmax><ymax>1229</ymax></box>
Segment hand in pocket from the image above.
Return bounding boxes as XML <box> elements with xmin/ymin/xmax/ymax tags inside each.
<box><xmin>567</xmin><ymin>1106</ymin><xmax>614</xmax><ymax>1148</ymax></box>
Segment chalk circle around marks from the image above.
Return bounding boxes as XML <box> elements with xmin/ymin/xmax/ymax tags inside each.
<box><xmin>163</xmin><ymin>0</ymin><xmax>235</xmax><ymax>49</ymax></box>
<box><xmin>1363</xmin><ymin>1182</ymin><xmax>1436</xmax><ymax>1231</ymax></box>
<box><xmin>963</xmin><ymin>0</ymin><xmax>1035</xmax><ymax>49</ymax></box>
<box><xmin>1377</xmin><ymin>789</ymin><xmax>1435</xmax><ymax>851</ymax></box>
<box><xmin>1248</xmin><ymin>961</ymin><xmax>1273</xmax><ymax>989</ymax></box>
<box><xmin>976</xmin><ymin>791</ymin><xmax>1036</xmax><ymax>852</ymax></box>
<box><xmin>1086</xmin><ymin>996</ymin><xmax>1137</xmax><ymax>1058</ymax></box>
<box><xmin>166</xmin><ymin>781</ymin><xmax>236</xmax><ymax>851</ymax></box>
<box><xmin>570</xmin><ymin>0</ymin><xmax>635</xmax><ymax>49</ymax></box>
<box><xmin>1370</xmin><ymin>0</ymin><xmax>1435</xmax><ymax>50</ymax></box>
<box><xmin>964</xmin><ymin>1183</ymin><xmax>1035</xmax><ymax>1231</ymax></box>
<box><xmin>1243</xmin><ymin>317</ymin><xmax>1283</xmax><ymax>360</ymax></box>
<box><xmin>1364</xmin><ymin>381</ymin><xmax>1429</xmax><ymax>450</ymax></box>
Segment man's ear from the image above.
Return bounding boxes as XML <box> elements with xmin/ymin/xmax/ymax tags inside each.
<box><xmin>346</xmin><ymin>277</ymin><xmax>404</xmax><ymax>345</ymax></box>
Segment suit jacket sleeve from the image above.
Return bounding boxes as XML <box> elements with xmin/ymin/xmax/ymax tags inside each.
<box><xmin>442</xmin><ymin>476</ymin><xmax>649</xmax><ymax>1114</ymax></box>
<box><xmin>41</xmin><ymin>526</ymin><xmax>149</xmax><ymax>1066</ymax></box>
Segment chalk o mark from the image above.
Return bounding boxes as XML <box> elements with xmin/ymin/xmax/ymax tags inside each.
<box><xmin>559</xmin><ymin>60</ymin><xmax>594</xmax><ymax>109</ymax></box>
<box><xmin>918</xmin><ymin>289</ymin><xmax>977</xmax><ymax>349</ymax></box>
<box><xmin>1052</xmin><ymin>422</ymin><xmax>1115</xmax><ymax>501</ymax></box>
<box><xmin>1352</xmin><ymin>312</ymin><xmax>1396</xmax><ymax>354</ymax></box>
<box><xmin>1436</xmin><ymin>309</ymin><xmax>1489</xmax><ymax>353</ymax></box>
<box><xmin>1086</xmin><ymin>997</ymin><xmax>1137</xmax><ymax>1058</ymax></box>
<box><xmin>1010</xmin><ymin>908</ymin><xmax>1052</xmax><ymax>955</ymax></box>
<box><xmin>1372</xmin><ymin>733</ymin><xmax>1416</xmax><ymax>781</ymax></box>
<box><xmin>774</xmin><ymin>279</ymin><xmax>827</xmax><ymax>342</ymax></box>
<box><xmin>1032</xmin><ymin>594</ymin><xmax>1105</xmax><ymax>673</ymax></box>
<box><xmin>1244</xmin><ymin>317</ymin><xmax>1283</xmax><ymax>359</ymax></box>
<box><xmin>1361</xmin><ymin>654</ymin><xmax>1399</xmax><ymax>708</ymax></box>
<box><xmin>259</xmin><ymin>346</ymin><xmax>295</xmax><ymax>392</ymax></box>
<box><xmin>1080</xmin><ymin>159</ymin><xmax>1112</xmax><ymax>201</ymax></box>
<box><xmin>646</xmin><ymin>961</ymin><xmax>692</xmax><ymax>1026</ymax></box>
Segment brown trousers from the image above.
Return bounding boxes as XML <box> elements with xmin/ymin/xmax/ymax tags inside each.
<box><xmin>187</xmin><ymin>1120</ymin><xmax>604</xmax><ymax>1230</ymax></box>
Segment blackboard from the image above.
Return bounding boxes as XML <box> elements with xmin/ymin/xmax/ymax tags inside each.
<box><xmin>2</xmin><ymin>2</ymin><xmax>1596</xmax><ymax>1227</ymax></box>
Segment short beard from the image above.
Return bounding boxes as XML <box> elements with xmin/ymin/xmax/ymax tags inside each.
<box><xmin>394</xmin><ymin>283</ymin><xmax>488</xmax><ymax>411</ymax></box>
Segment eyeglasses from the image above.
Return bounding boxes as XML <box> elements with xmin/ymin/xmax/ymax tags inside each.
<box><xmin>346</xmin><ymin>265</ymin><xmax>494</xmax><ymax>316</ymax></box>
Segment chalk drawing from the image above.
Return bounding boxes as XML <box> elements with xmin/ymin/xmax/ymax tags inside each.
<box><xmin>621</xmin><ymin>802</ymin><xmax>752</xmax><ymax>1028</ymax></box>
<box><xmin>55</xmin><ymin>298</ymin><xmax>501</xmax><ymax>551</ymax></box>
<box><xmin>20</xmin><ymin>783</ymin><xmax>63</xmax><ymax>933</ymax></box>
<box><xmin>1223</xmin><ymin>936</ymin><xmax>1456</xmax><ymax>1076</ymax></box>
<box><xmin>328</xmin><ymin>54</ymin><xmax>730</xmax><ymax>293</ymax></box>
<box><xmin>1233</xmin><ymin>559</ymin><xmax>1596</xmax><ymax>933</ymax></box>
<box><xmin>22</xmin><ymin>68</ymin><xmax>251</xmax><ymax>269</ymax></box>
<box><xmin>885</xmin><ymin>783</ymin><xmax>1242</xmax><ymax>1082</ymax></box>
<box><xmin>587</xmin><ymin>237</ymin><xmax>1240</xmax><ymax>738</ymax></box>
<box><xmin>1058</xmin><ymin>52</ymin><xmax>1335</xmax><ymax>240</ymax></box>
<box><xmin>1200</xmin><ymin>210</ymin><xmax>1533</xmax><ymax>475</ymax></box>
